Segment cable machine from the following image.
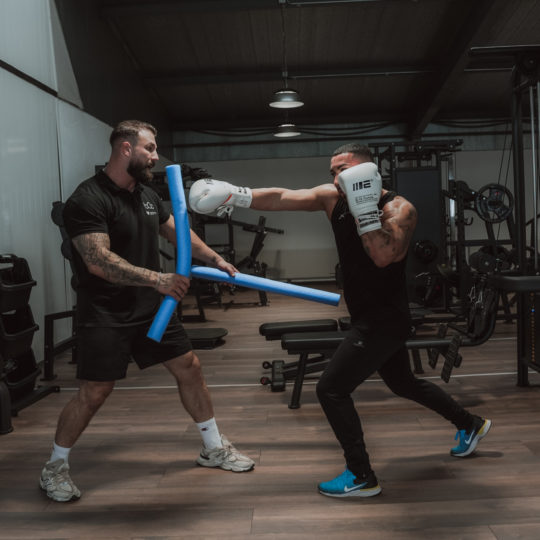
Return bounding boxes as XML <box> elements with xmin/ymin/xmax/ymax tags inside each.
<box><xmin>371</xmin><ymin>140</ymin><xmax>462</xmax><ymax>307</ymax></box>
<box><xmin>470</xmin><ymin>45</ymin><xmax>540</xmax><ymax>385</ymax></box>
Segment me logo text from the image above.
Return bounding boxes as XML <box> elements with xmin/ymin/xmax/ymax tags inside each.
<box><xmin>352</xmin><ymin>179</ymin><xmax>372</xmax><ymax>191</ymax></box>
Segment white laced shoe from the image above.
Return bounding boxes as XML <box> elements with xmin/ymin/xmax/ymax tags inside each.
<box><xmin>40</xmin><ymin>459</ymin><xmax>81</xmax><ymax>502</ymax></box>
<box><xmin>196</xmin><ymin>435</ymin><xmax>255</xmax><ymax>472</ymax></box>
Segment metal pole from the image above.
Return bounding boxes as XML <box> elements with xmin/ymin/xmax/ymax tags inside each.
<box><xmin>447</xmin><ymin>153</ymin><xmax>457</xmax><ymax>263</ymax></box>
<box><xmin>512</xmin><ymin>68</ymin><xmax>529</xmax><ymax>386</ymax></box>
<box><xmin>536</xmin><ymin>82</ymin><xmax>540</xmax><ymax>271</ymax></box>
<box><xmin>530</xmin><ymin>85</ymin><xmax>538</xmax><ymax>272</ymax></box>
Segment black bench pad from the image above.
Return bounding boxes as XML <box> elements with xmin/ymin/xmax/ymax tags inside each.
<box><xmin>259</xmin><ymin>319</ymin><xmax>337</xmax><ymax>340</ymax></box>
<box><xmin>187</xmin><ymin>328</ymin><xmax>228</xmax><ymax>349</ymax></box>
<box><xmin>281</xmin><ymin>331</ymin><xmax>457</xmax><ymax>353</ymax></box>
<box><xmin>281</xmin><ymin>331</ymin><xmax>345</xmax><ymax>353</ymax></box>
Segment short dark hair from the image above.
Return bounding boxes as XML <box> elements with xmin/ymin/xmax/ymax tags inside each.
<box><xmin>109</xmin><ymin>120</ymin><xmax>157</xmax><ymax>147</ymax></box>
<box><xmin>332</xmin><ymin>143</ymin><xmax>373</xmax><ymax>162</ymax></box>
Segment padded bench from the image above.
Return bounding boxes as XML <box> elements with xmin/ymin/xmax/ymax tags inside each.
<box><xmin>259</xmin><ymin>319</ymin><xmax>338</xmax><ymax>392</ymax></box>
<box><xmin>259</xmin><ymin>319</ymin><xmax>338</xmax><ymax>340</ymax></box>
<box><xmin>258</xmin><ymin>313</ymin><xmax>434</xmax><ymax>397</ymax></box>
<box><xmin>280</xmin><ymin>330</ymin><xmax>463</xmax><ymax>409</ymax></box>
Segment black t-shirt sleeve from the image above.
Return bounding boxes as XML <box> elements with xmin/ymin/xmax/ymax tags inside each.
<box><xmin>63</xmin><ymin>190</ymin><xmax>109</xmax><ymax>239</ymax></box>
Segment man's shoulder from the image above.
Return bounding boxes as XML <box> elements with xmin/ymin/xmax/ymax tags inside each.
<box><xmin>66</xmin><ymin>174</ymin><xmax>109</xmax><ymax>204</ymax></box>
<box><xmin>64</xmin><ymin>175</ymin><xmax>113</xmax><ymax>224</ymax></box>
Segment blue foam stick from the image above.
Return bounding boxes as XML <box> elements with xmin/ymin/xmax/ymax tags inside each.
<box><xmin>191</xmin><ymin>265</ymin><xmax>340</xmax><ymax>307</ymax></box>
<box><xmin>147</xmin><ymin>164</ymin><xmax>191</xmax><ymax>342</ymax></box>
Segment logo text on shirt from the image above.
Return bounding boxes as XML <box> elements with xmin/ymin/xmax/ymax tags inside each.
<box><xmin>143</xmin><ymin>201</ymin><xmax>157</xmax><ymax>215</ymax></box>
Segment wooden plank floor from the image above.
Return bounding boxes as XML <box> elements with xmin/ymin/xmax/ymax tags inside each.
<box><xmin>1</xmin><ymin>284</ymin><xmax>540</xmax><ymax>539</ymax></box>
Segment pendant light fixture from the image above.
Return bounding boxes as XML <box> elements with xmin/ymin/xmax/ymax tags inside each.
<box><xmin>269</xmin><ymin>2</ymin><xmax>304</xmax><ymax>109</ymax></box>
<box><xmin>274</xmin><ymin>123</ymin><xmax>301</xmax><ymax>137</ymax></box>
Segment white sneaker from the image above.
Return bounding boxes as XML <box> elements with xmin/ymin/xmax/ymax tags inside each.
<box><xmin>40</xmin><ymin>459</ymin><xmax>81</xmax><ymax>502</ymax></box>
<box><xmin>196</xmin><ymin>435</ymin><xmax>255</xmax><ymax>472</ymax></box>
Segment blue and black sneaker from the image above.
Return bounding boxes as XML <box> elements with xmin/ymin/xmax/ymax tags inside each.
<box><xmin>451</xmin><ymin>417</ymin><xmax>492</xmax><ymax>457</ymax></box>
<box><xmin>318</xmin><ymin>468</ymin><xmax>381</xmax><ymax>498</ymax></box>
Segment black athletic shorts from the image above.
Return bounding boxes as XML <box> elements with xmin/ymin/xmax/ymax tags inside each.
<box><xmin>75</xmin><ymin>313</ymin><xmax>192</xmax><ymax>381</ymax></box>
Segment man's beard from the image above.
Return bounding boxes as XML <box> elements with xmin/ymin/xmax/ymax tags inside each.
<box><xmin>127</xmin><ymin>160</ymin><xmax>154</xmax><ymax>183</ymax></box>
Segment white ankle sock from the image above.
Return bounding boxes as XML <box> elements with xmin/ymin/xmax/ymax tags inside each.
<box><xmin>196</xmin><ymin>418</ymin><xmax>222</xmax><ymax>449</ymax></box>
<box><xmin>50</xmin><ymin>442</ymin><xmax>71</xmax><ymax>464</ymax></box>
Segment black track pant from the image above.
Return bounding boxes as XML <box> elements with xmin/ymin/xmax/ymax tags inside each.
<box><xmin>316</xmin><ymin>326</ymin><xmax>475</xmax><ymax>478</ymax></box>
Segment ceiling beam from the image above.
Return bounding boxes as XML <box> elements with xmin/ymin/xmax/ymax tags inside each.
<box><xmin>407</xmin><ymin>0</ymin><xmax>506</xmax><ymax>139</ymax></box>
<box><xmin>100</xmin><ymin>0</ymin><xmax>442</xmax><ymax>17</ymax></box>
<box><xmin>100</xmin><ymin>0</ymin><xmax>277</xmax><ymax>18</ymax></box>
<box><xmin>143</xmin><ymin>60</ymin><xmax>510</xmax><ymax>86</ymax></box>
<box><xmin>143</xmin><ymin>66</ymin><xmax>436</xmax><ymax>86</ymax></box>
<box><xmin>171</xmin><ymin>111</ymin><xmax>411</xmax><ymax>130</ymax></box>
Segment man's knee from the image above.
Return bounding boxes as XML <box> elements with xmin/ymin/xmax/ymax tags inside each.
<box><xmin>316</xmin><ymin>376</ymin><xmax>342</xmax><ymax>401</ymax></box>
<box><xmin>165</xmin><ymin>351</ymin><xmax>202</xmax><ymax>379</ymax></box>
<box><xmin>79</xmin><ymin>380</ymin><xmax>114</xmax><ymax>411</ymax></box>
<box><xmin>383</xmin><ymin>374</ymin><xmax>419</xmax><ymax>399</ymax></box>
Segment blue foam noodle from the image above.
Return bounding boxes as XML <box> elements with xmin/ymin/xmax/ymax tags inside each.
<box><xmin>191</xmin><ymin>266</ymin><xmax>340</xmax><ymax>307</ymax></box>
<box><xmin>147</xmin><ymin>164</ymin><xmax>191</xmax><ymax>342</ymax></box>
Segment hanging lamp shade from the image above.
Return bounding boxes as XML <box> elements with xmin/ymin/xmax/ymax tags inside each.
<box><xmin>269</xmin><ymin>88</ymin><xmax>304</xmax><ymax>109</ymax></box>
<box><xmin>274</xmin><ymin>123</ymin><xmax>301</xmax><ymax>138</ymax></box>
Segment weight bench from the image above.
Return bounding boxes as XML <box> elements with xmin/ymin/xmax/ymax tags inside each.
<box><xmin>338</xmin><ymin>306</ymin><xmax>433</xmax><ymax>374</ymax></box>
<box><xmin>260</xmin><ymin>285</ymin><xmax>498</xmax><ymax>409</ymax></box>
<box><xmin>280</xmin><ymin>331</ymin><xmax>463</xmax><ymax>409</ymax></box>
<box><xmin>258</xmin><ymin>309</ymin><xmax>433</xmax><ymax>396</ymax></box>
<box><xmin>259</xmin><ymin>319</ymin><xmax>338</xmax><ymax>392</ymax></box>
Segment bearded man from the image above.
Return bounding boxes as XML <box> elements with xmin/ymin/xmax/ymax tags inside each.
<box><xmin>40</xmin><ymin>120</ymin><xmax>254</xmax><ymax>503</ymax></box>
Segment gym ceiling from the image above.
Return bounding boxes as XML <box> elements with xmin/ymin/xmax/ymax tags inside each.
<box><xmin>55</xmin><ymin>0</ymin><xmax>540</xmax><ymax>142</ymax></box>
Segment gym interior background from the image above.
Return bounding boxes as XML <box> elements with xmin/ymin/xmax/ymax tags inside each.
<box><xmin>2</xmin><ymin>1</ymin><xmax>540</xmax><ymax>538</ymax></box>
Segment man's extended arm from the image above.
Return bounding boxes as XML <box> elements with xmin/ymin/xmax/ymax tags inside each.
<box><xmin>250</xmin><ymin>184</ymin><xmax>337</xmax><ymax>216</ymax></box>
<box><xmin>189</xmin><ymin>178</ymin><xmax>339</xmax><ymax>218</ymax></box>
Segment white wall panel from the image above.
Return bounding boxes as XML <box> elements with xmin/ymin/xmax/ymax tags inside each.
<box><xmin>0</xmin><ymin>0</ymin><xmax>57</xmax><ymax>90</ymax></box>
<box><xmin>0</xmin><ymin>70</ymin><xmax>63</xmax><ymax>359</ymax></box>
<box><xmin>57</xmin><ymin>102</ymin><xmax>112</xmax><ymax>200</ymax></box>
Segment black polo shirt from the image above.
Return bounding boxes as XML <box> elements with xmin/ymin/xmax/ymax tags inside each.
<box><xmin>63</xmin><ymin>170</ymin><xmax>170</xmax><ymax>327</ymax></box>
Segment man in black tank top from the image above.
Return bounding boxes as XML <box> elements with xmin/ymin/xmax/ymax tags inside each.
<box><xmin>189</xmin><ymin>142</ymin><xmax>492</xmax><ymax>499</ymax></box>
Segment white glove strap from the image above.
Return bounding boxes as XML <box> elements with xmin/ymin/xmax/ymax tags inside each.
<box><xmin>356</xmin><ymin>209</ymin><xmax>383</xmax><ymax>235</ymax></box>
<box><xmin>231</xmin><ymin>186</ymin><xmax>252</xmax><ymax>208</ymax></box>
<box><xmin>216</xmin><ymin>186</ymin><xmax>252</xmax><ymax>217</ymax></box>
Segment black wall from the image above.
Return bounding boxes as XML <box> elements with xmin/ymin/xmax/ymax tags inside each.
<box><xmin>395</xmin><ymin>167</ymin><xmax>445</xmax><ymax>304</ymax></box>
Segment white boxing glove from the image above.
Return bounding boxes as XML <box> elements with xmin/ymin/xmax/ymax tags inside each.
<box><xmin>338</xmin><ymin>162</ymin><xmax>382</xmax><ymax>236</ymax></box>
<box><xmin>189</xmin><ymin>178</ymin><xmax>253</xmax><ymax>217</ymax></box>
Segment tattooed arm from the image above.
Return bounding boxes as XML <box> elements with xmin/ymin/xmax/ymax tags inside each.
<box><xmin>360</xmin><ymin>196</ymin><xmax>417</xmax><ymax>268</ymax></box>
<box><xmin>71</xmin><ymin>232</ymin><xmax>189</xmax><ymax>301</ymax></box>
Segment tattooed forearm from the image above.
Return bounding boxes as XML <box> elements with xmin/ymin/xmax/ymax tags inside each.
<box><xmin>72</xmin><ymin>233</ymin><xmax>159</xmax><ymax>287</ymax></box>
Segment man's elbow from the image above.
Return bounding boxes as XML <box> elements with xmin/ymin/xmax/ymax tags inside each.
<box><xmin>371</xmin><ymin>247</ymin><xmax>404</xmax><ymax>268</ymax></box>
<box><xmin>86</xmin><ymin>263</ymin><xmax>105</xmax><ymax>279</ymax></box>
